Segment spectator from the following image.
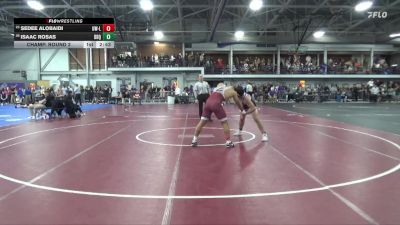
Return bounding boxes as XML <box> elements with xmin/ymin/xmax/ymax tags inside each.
<box><xmin>370</xmin><ymin>85</ymin><xmax>380</xmax><ymax>102</ymax></box>
<box><xmin>74</xmin><ymin>84</ymin><xmax>82</xmax><ymax>106</ymax></box>
<box><xmin>28</xmin><ymin>90</ymin><xmax>54</xmax><ymax>119</ymax></box>
<box><xmin>352</xmin><ymin>84</ymin><xmax>359</xmax><ymax>102</ymax></box>
<box><xmin>64</xmin><ymin>91</ymin><xmax>82</xmax><ymax>118</ymax></box>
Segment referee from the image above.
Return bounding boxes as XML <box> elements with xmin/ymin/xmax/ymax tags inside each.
<box><xmin>194</xmin><ymin>74</ymin><xmax>210</xmax><ymax>118</ymax></box>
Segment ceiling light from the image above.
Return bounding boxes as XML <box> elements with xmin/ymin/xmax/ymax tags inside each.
<box><xmin>27</xmin><ymin>0</ymin><xmax>44</xmax><ymax>10</ymax></box>
<box><xmin>249</xmin><ymin>0</ymin><xmax>263</xmax><ymax>11</ymax></box>
<box><xmin>235</xmin><ymin>31</ymin><xmax>245</xmax><ymax>39</ymax></box>
<box><xmin>389</xmin><ymin>33</ymin><xmax>400</xmax><ymax>38</ymax></box>
<box><xmin>313</xmin><ymin>31</ymin><xmax>325</xmax><ymax>38</ymax></box>
<box><xmin>355</xmin><ymin>1</ymin><xmax>373</xmax><ymax>12</ymax></box>
<box><xmin>154</xmin><ymin>31</ymin><xmax>164</xmax><ymax>39</ymax></box>
<box><xmin>140</xmin><ymin>0</ymin><xmax>153</xmax><ymax>11</ymax></box>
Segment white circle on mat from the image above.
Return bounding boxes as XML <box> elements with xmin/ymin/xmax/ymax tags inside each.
<box><xmin>136</xmin><ymin>127</ymin><xmax>256</xmax><ymax>147</ymax></box>
<box><xmin>0</xmin><ymin>119</ymin><xmax>398</xmax><ymax>199</ymax></box>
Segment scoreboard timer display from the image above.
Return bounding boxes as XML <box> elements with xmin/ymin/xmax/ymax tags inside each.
<box><xmin>14</xmin><ymin>18</ymin><xmax>115</xmax><ymax>48</ymax></box>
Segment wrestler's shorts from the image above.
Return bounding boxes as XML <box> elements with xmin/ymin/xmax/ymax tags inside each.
<box><xmin>201</xmin><ymin>102</ymin><xmax>227</xmax><ymax>122</ymax></box>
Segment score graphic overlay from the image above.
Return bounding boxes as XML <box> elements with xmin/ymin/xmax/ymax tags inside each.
<box><xmin>14</xmin><ymin>18</ymin><xmax>115</xmax><ymax>48</ymax></box>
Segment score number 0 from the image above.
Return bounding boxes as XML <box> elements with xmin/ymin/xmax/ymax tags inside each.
<box><xmin>102</xmin><ymin>24</ymin><xmax>115</xmax><ymax>32</ymax></box>
<box><xmin>102</xmin><ymin>32</ymin><xmax>115</xmax><ymax>41</ymax></box>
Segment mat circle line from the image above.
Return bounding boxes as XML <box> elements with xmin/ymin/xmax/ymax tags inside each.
<box><xmin>135</xmin><ymin>127</ymin><xmax>256</xmax><ymax>147</ymax></box>
<box><xmin>0</xmin><ymin>119</ymin><xmax>398</xmax><ymax>199</ymax></box>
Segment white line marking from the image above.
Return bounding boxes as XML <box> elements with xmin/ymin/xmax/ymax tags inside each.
<box><xmin>136</xmin><ymin>127</ymin><xmax>256</xmax><ymax>147</ymax></box>
<box><xmin>177</xmin><ymin>134</ymin><xmax>214</xmax><ymax>138</ymax></box>
<box><xmin>0</xmin><ymin>125</ymin><xmax>130</xmax><ymax>202</ymax></box>
<box><xmin>0</xmin><ymin>124</ymin><xmax>24</xmax><ymax>132</ymax></box>
<box><xmin>271</xmin><ymin>106</ymin><xmax>400</xmax><ymax>133</ymax></box>
<box><xmin>161</xmin><ymin>113</ymin><xmax>188</xmax><ymax>225</ymax></box>
<box><xmin>0</xmin><ymin>118</ymin><xmax>193</xmax><ymax>145</ymax></box>
<box><xmin>329</xmin><ymin>191</ymin><xmax>379</xmax><ymax>225</ymax></box>
<box><xmin>128</xmin><ymin>109</ymin><xmax>189</xmax><ymax>115</ymax></box>
<box><xmin>271</xmin><ymin>107</ymin><xmax>306</xmax><ymax>116</ymax></box>
<box><xmin>5</xmin><ymin>119</ymin><xmax>23</xmax><ymax>122</ymax></box>
<box><xmin>0</xmin><ymin>120</ymin><xmax>398</xmax><ymax>199</ymax></box>
<box><xmin>0</xmin><ymin>182</ymin><xmax>26</xmax><ymax>202</ymax></box>
<box><xmin>261</xmin><ymin>119</ymin><xmax>400</xmax><ymax>153</ymax></box>
<box><xmin>290</xmin><ymin>123</ymin><xmax>400</xmax><ymax>161</ymax></box>
<box><xmin>0</xmin><ymin>140</ymin><xmax>27</xmax><ymax>151</ymax></box>
<box><xmin>137</xmin><ymin>115</ymin><xmax>169</xmax><ymax>118</ymax></box>
<box><xmin>363</xmin><ymin>114</ymin><xmax>400</xmax><ymax>117</ymax></box>
<box><xmin>336</xmin><ymin>113</ymin><xmax>400</xmax><ymax>117</ymax></box>
<box><xmin>286</xmin><ymin>113</ymin><xmax>304</xmax><ymax>117</ymax></box>
<box><xmin>269</xmin><ymin>144</ymin><xmax>379</xmax><ymax>225</ymax></box>
<box><xmin>339</xmin><ymin>106</ymin><xmax>379</xmax><ymax>109</ymax></box>
<box><xmin>277</xmin><ymin>105</ymin><xmax>400</xmax><ymax>117</ymax></box>
<box><xmin>288</xmin><ymin>106</ymin><xmax>352</xmax><ymax>112</ymax></box>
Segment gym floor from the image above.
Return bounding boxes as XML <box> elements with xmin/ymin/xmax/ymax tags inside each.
<box><xmin>0</xmin><ymin>103</ymin><xmax>399</xmax><ymax>225</ymax></box>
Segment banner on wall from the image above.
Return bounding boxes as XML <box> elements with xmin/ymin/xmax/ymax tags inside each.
<box><xmin>37</xmin><ymin>80</ymin><xmax>50</xmax><ymax>88</ymax></box>
<box><xmin>0</xmin><ymin>82</ymin><xmax>25</xmax><ymax>89</ymax></box>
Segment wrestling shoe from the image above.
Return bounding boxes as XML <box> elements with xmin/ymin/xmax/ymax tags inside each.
<box><xmin>233</xmin><ymin>130</ymin><xmax>242</xmax><ymax>136</ymax></box>
<box><xmin>262</xmin><ymin>133</ymin><xmax>269</xmax><ymax>142</ymax></box>
<box><xmin>225</xmin><ymin>141</ymin><xmax>235</xmax><ymax>148</ymax></box>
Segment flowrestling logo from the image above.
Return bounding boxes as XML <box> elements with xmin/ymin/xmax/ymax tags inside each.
<box><xmin>367</xmin><ymin>11</ymin><xmax>388</xmax><ymax>18</ymax></box>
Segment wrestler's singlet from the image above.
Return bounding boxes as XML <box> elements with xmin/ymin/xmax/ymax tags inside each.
<box><xmin>201</xmin><ymin>85</ymin><xmax>227</xmax><ymax>120</ymax></box>
<box><xmin>242</xmin><ymin>92</ymin><xmax>256</xmax><ymax>111</ymax></box>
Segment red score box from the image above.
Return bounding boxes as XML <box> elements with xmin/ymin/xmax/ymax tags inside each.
<box><xmin>102</xmin><ymin>24</ymin><xmax>115</xmax><ymax>32</ymax></box>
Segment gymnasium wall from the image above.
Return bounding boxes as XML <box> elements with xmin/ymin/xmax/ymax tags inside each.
<box><xmin>137</xmin><ymin>43</ymin><xmax>182</xmax><ymax>57</ymax></box>
<box><xmin>41</xmin><ymin>49</ymin><xmax>69</xmax><ymax>72</ymax></box>
<box><xmin>0</xmin><ymin>49</ymin><xmax>38</xmax><ymax>81</ymax></box>
<box><xmin>0</xmin><ymin>48</ymin><xmax>70</xmax><ymax>81</ymax></box>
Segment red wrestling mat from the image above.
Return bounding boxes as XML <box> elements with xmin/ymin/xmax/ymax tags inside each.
<box><xmin>0</xmin><ymin>104</ymin><xmax>399</xmax><ymax>225</ymax></box>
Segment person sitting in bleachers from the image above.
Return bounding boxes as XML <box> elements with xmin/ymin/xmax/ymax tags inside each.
<box><xmin>28</xmin><ymin>89</ymin><xmax>54</xmax><ymax>119</ymax></box>
<box><xmin>64</xmin><ymin>91</ymin><xmax>83</xmax><ymax>118</ymax></box>
<box><xmin>132</xmin><ymin>90</ymin><xmax>142</xmax><ymax>105</ymax></box>
<box><xmin>50</xmin><ymin>97</ymin><xmax>65</xmax><ymax>118</ymax></box>
<box><xmin>0</xmin><ymin>88</ymin><xmax>7</xmax><ymax>106</ymax></box>
<box><xmin>13</xmin><ymin>88</ymin><xmax>25</xmax><ymax>108</ymax></box>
